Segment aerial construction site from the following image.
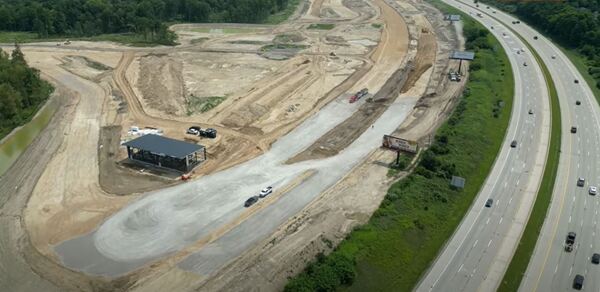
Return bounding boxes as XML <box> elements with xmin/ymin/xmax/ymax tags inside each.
<box><xmin>0</xmin><ymin>0</ymin><xmax>467</xmax><ymax>290</ymax></box>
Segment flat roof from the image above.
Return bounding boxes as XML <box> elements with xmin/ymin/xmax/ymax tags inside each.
<box><xmin>450</xmin><ymin>51</ymin><xmax>475</xmax><ymax>60</ymax></box>
<box><xmin>123</xmin><ymin>134</ymin><xmax>204</xmax><ymax>159</ymax></box>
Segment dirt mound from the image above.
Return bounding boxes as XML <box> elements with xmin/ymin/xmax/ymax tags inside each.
<box><xmin>137</xmin><ymin>54</ymin><xmax>187</xmax><ymax>116</ymax></box>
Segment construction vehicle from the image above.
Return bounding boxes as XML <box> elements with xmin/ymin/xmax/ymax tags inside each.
<box><xmin>349</xmin><ymin>88</ymin><xmax>369</xmax><ymax>103</ymax></box>
<box><xmin>565</xmin><ymin>232</ymin><xmax>576</xmax><ymax>252</ymax></box>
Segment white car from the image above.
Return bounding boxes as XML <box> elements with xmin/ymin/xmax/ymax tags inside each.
<box><xmin>590</xmin><ymin>186</ymin><xmax>598</xmax><ymax>195</ymax></box>
<box><xmin>259</xmin><ymin>186</ymin><xmax>273</xmax><ymax>198</ymax></box>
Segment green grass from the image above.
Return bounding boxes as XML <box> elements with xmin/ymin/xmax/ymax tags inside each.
<box><xmin>187</xmin><ymin>95</ymin><xmax>227</xmax><ymax>115</ymax></box>
<box><xmin>190</xmin><ymin>37</ymin><xmax>209</xmax><ymax>45</ymax></box>
<box><xmin>371</xmin><ymin>23</ymin><xmax>383</xmax><ymax>29</ymax></box>
<box><xmin>492</xmin><ymin>9</ymin><xmax>561</xmax><ymax>292</ymax></box>
<box><xmin>308</xmin><ymin>23</ymin><xmax>335</xmax><ymax>30</ymax></box>
<box><xmin>386</xmin><ymin>153</ymin><xmax>414</xmax><ymax>177</ymax></box>
<box><xmin>264</xmin><ymin>0</ymin><xmax>302</xmax><ymax>24</ymax></box>
<box><xmin>0</xmin><ymin>31</ymin><xmax>174</xmax><ymax>47</ymax></box>
<box><xmin>284</xmin><ymin>2</ymin><xmax>515</xmax><ymax>291</ymax></box>
<box><xmin>260</xmin><ymin>43</ymin><xmax>308</xmax><ymax>52</ymax></box>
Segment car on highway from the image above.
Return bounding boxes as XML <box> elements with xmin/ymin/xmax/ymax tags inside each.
<box><xmin>551</xmin><ymin>55</ymin><xmax>556</xmax><ymax>59</ymax></box>
<box><xmin>533</xmin><ymin>36</ymin><xmax>538</xmax><ymax>40</ymax></box>
<box><xmin>571</xmin><ymin>126</ymin><xmax>577</xmax><ymax>133</ymax></box>
<box><xmin>575</xmin><ymin>79</ymin><xmax>579</xmax><ymax>84</ymax></box>
<box><xmin>592</xmin><ymin>253</ymin><xmax>600</xmax><ymax>264</ymax></box>
<box><xmin>523</xmin><ymin>62</ymin><xmax>527</xmax><ymax>67</ymax></box>
<box><xmin>590</xmin><ymin>186</ymin><xmax>598</xmax><ymax>195</ymax></box>
<box><xmin>573</xmin><ymin>274</ymin><xmax>584</xmax><ymax>290</ymax></box>
<box><xmin>259</xmin><ymin>186</ymin><xmax>273</xmax><ymax>198</ymax></box>
<box><xmin>244</xmin><ymin>196</ymin><xmax>259</xmax><ymax>207</ymax></box>
<box><xmin>529</xmin><ymin>109</ymin><xmax>533</xmax><ymax>114</ymax></box>
<box><xmin>577</xmin><ymin>177</ymin><xmax>585</xmax><ymax>187</ymax></box>
<box><xmin>576</xmin><ymin>100</ymin><xmax>581</xmax><ymax>105</ymax></box>
<box><xmin>485</xmin><ymin>198</ymin><xmax>493</xmax><ymax>208</ymax></box>
<box><xmin>511</xmin><ymin>140</ymin><xmax>517</xmax><ymax>148</ymax></box>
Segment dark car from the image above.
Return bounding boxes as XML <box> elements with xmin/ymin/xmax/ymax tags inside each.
<box><xmin>592</xmin><ymin>253</ymin><xmax>600</xmax><ymax>264</ymax></box>
<box><xmin>485</xmin><ymin>198</ymin><xmax>493</xmax><ymax>208</ymax></box>
<box><xmin>571</xmin><ymin>126</ymin><xmax>577</xmax><ymax>133</ymax></box>
<box><xmin>244</xmin><ymin>196</ymin><xmax>259</xmax><ymax>207</ymax></box>
<box><xmin>573</xmin><ymin>274</ymin><xmax>584</xmax><ymax>290</ymax></box>
<box><xmin>575</xmin><ymin>79</ymin><xmax>579</xmax><ymax>84</ymax></box>
<box><xmin>533</xmin><ymin>36</ymin><xmax>538</xmax><ymax>40</ymax></box>
<box><xmin>577</xmin><ymin>177</ymin><xmax>585</xmax><ymax>187</ymax></box>
<box><xmin>529</xmin><ymin>109</ymin><xmax>533</xmax><ymax>114</ymax></box>
<box><xmin>576</xmin><ymin>100</ymin><xmax>581</xmax><ymax>105</ymax></box>
<box><xmin>511</xmin><ymin>140</ymin><xmax>517</xmax><ymax>148</ymax></box>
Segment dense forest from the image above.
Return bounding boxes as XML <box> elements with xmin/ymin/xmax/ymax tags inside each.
<box><xmin>483</xmin><ymin>0</ymin><xmax>600</xmax><ymax>90</ymax></box>
<box><xmin>0</xmin><ymin>0</ymin><xmax>292</xmax><ymax>44</ymax></box>
<box><xmin>0</xmin><ymin>45</ymin><xmax>53</xmax><ymax>139</ymax></box>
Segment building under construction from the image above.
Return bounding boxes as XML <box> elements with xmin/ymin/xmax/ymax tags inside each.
<box><xmin>123</xmin><ymin>134</ymin><xmax>206</xmax><ymax>173</ymax></box>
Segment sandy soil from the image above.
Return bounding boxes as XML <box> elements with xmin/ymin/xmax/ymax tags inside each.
<box><xmin>184</xmin><ymin>0</ymin><xmax>466</xmax><ymax>290</ymax></box>
<box><xmin>0</xmin><ymin>0</ymin><xmax>465</xmax><ymax>290</ymax></box>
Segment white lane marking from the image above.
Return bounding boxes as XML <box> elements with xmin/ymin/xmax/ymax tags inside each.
<box><xmin>554</xmin><ymin>264</ymin><xmax>558</xmax><ymax>274</ymax></box>
<box><xmin>486</xmin><ymin>218</ymin><xmax>490</xmax><ymax>225</ymax></box>
<box><xmin>499</xmin><ymin>217</ymin><xmax>504</xmax><ymax>224</ymax></box>
<box><xmin>509</xmin><ymin>197</ymin><xmax>513</xmax><ymax>204</ymax></box>
<box><xmin>473</xmin><ymin>240</ymin><xmax>479</xmax><ymax>248</ymax></box>
<box><xmin>570</xmin><ymin>266</ymin><xmax>573</xmax><ymax>276</ymax></box>
<box><xmin>488</xmin><ymin>239</ymin><xmax>492</xmax><ymax>247</ymax></box>
<box><xmin>569</xmin><ymin>215</ymin><xmax>572</xmax><ymax>223</ymax></box>
<box><xmin>458</xmin><ymin>264</ymin><xmax>464</xmax><ymax>273</ymax></box>
<box><xmin>516</xmin><ymin>179</ymin><xmax>520</xmax><ymax>185</ymax></box>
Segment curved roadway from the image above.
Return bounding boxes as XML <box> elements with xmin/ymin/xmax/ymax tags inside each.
<box><xmin>415</xmin><ymin>2</ymin><xmax>551</xmax><ymax>291</ymax></box>
<box><xmin>418</xmin><ymin>1</ymin><xmax>600</xmax><ymax>291</ymax></box>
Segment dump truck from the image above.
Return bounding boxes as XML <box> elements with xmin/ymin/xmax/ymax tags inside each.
<box><xmin>565</xmin><ymin>232</ymin><xmax>576</xmax><ymax>252</ymax></box>
<box><xmin>349</xmin><ymin>88</ymin><xmax>368</xmax><ymax>103</ymax></box>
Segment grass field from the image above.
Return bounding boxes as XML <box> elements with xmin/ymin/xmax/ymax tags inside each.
<box><xmin>187</xmin><ymin>95</ymin><xmax>227</xmax><ymax>115</ymax></box>
<box><xmin>284</xmin><ymin>1</ymin><xmax>515</xmax><ymax>291</ymax></box>
<box><xmin>0</xmin><ymin>31</ymin><xmax>175</xmax><ymax>47</ymax></box>
<box><xmin>308</xmin><ymin>23</ymin><xmax>336</xmax><ymax>30</ymax></box>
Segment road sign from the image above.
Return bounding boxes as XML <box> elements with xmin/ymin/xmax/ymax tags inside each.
<box><xmin>382</xmin><ymin>135</ymin><xmax>418</xmax><ymax>154</ymax></box>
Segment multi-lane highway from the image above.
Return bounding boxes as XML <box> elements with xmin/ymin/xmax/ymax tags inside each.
<box><xmin>416</xmin><ymin>2</ymin><xmax>551</xmax><ymax>291</ymax></box>
<box><xmin>418</xmin><ymin>1</ymin><xmax>600</xmax><ymax>291</ymax></box>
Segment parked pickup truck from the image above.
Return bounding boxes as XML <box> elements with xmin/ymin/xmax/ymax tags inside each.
<box><xmin>565</xmin><ymin>232</ymin><xmax>576</xmax><ymax>252</ymax></box>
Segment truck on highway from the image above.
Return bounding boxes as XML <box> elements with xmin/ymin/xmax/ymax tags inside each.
<box><xmin>565</xmin><ymin>232</ymin><xmax>576</xmax><ymax>252</ymax></box>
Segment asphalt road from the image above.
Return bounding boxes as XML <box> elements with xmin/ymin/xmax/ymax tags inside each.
<box><xmin>415</xmin><ymin>2</ymin><xmax>551</xmax><ymax>291</ymax></box>
<box><xmin>471</xmin><ymin>4</ymin><xmax>600</xmax><ymax>292</ymax></box>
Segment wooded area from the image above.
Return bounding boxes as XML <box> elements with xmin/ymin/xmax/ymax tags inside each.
<box><xmin>0</xmin><ymin>45</ymin><xmax>53</xmax><ymax>139</ymax></box>
<box><xmin>0</xmin><ymin>0</ymin><xmax>291</xmax><ymax>44</ymax></box>
<box><xmin>486</xmin><ymin>0</ymin><xmax>600</xmax><ymax>89</ymax></box>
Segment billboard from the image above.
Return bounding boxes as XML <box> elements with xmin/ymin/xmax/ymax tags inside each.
<box><xmin>382</xmin><ymin>135</ymin><xmax>418</xmax><ymax>153</ymax></box>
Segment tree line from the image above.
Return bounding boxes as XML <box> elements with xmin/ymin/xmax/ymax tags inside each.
<box><xmin>484</xmin><ymin>0</ymin><xmax>600</xmax><ymax>90</ymax></box>
<box><xmin>0</xmin><ymin>45</ymin><xmax>53</xmax><ymax>139</ymax></box>
<box><xmin>0</xmin><ymin>0</ymin><xmax>291</xmax><ymax>44</ymax></box>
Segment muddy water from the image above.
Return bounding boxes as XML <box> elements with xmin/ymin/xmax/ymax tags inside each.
<box><xmin>0</xmin><ymin>99</ymin><xmax>57</xmax><ymax>177</ymax></box>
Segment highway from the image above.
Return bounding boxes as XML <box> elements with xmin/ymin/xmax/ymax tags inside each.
<box><xmin>415</xmin><ymin>2</ymin><xmax>551</xmax><ymax>291</ymax></box>
<box><xmin>418</xmin><ymin>1</ymin><xmax>600</xmax><ymax>291</ymax></box>
<box><xmin>469</xmin><ymin>4</ymin><xmax>600</xmax><ymax>292</ymax></box>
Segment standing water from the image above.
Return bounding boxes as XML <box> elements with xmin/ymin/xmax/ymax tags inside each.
<box><xmin>0</xmin><ymin>99</ymin><xmax>58</xmax><ymax>177</ymax></box>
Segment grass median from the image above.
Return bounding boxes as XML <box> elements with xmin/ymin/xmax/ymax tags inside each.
<box><xmin>491</xmin><ymin>9</ymin><xmax>561</xmax><ymax>292</ymax></box>
<box><xmin>284</xmin><ymin>1</ymin><xmax>515</xmax><ymax>290</ymax></box>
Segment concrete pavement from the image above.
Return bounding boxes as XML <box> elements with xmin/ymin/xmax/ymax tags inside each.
<box><xmin>415</xmin><ymin>2</ymin><xmax>551</xmax><ymax>291</ymax></box>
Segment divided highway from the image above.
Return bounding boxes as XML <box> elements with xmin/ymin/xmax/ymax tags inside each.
<box><xmin>419</xmin><ymin>1</ymin><xmax>600</xmax><ymax>291</ymax></box>
<box><xmin>416</xmin><ymin>2</ymin><xmax>551</xmax><ymax>291</ymax></box>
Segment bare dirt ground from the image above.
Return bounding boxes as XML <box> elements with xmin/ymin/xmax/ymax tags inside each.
<box><xmin>0</xmin><ymin>0</ymin><xmax>467</xmax><ymax>290</ymax></box>
<box><xmin>193</xmin><ymin>0</ymin><xmax>467</xmax><ymax>291</ymax></box>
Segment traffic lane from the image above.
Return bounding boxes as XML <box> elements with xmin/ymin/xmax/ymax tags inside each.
<box><xmin>429</xmin><ymin>56</ymin><xmax>544</xmax><ymax>291</ymax></box>
<box><xmin>444</xmin><ymin>116</ymin><xmax>543</xmax><ymax>292</ymax></box>
<box><xmin>418</xmin><ymin>4</ymin><xmax>548</xmax><ymax>290</ymax></box>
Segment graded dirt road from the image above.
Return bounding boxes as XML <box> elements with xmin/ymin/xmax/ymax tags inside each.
<box><xmin>0</xmin><ymin>0</ymin><xmax>467</xmax><ymax>290</ymax></box>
